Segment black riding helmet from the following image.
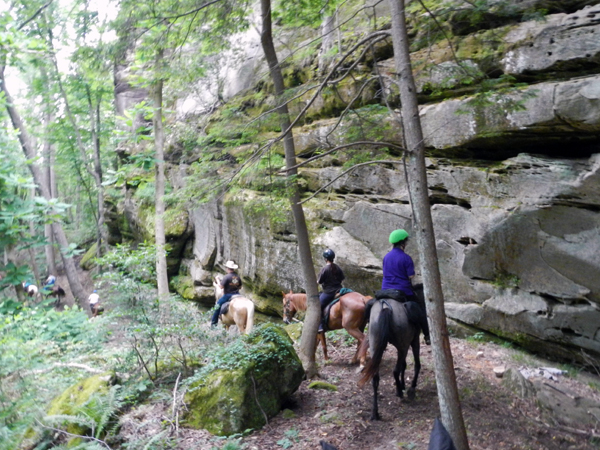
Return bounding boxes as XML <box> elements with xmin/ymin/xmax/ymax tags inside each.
<box><xmin>323</xmin><ymin>249</ymin><xmax>335</xmax><ymax>262</ymax></box>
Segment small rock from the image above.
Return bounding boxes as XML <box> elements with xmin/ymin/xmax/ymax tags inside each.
<box><xmin>493</xmin><ymin>365</ymin><xmax>506</xmax><ymax>378</ymax></box>
<box><xmin>476</xmin><ymin>351</ymin><xmax>484</xmax><ymax>359</ymax></box>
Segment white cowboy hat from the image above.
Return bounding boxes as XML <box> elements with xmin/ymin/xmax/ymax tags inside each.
<box><xmin>224</xmin><ymin>260</ymin><xmax>239</xmax><ymax>270</ymax></box>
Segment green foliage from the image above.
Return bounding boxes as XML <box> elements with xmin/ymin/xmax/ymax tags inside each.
<box><xmin>1</xmin><ymin>303</ymin><xmax>90</xmax><ymax>345</ymax></box>
<box><xmin>95</xmin><ymin>243</ymin><xmax>210</xmax><ymax>382</ymax></box>
<box><xmin>95</xmin><ymin>242</ymin><xmax>157</xmax><ymax>285</ymax></box>
<box><xmin>0</xmin><ymin>299</ymin><xmax>108</xmax><ymax>449</ymax></box>
<box><xmin>341</xmin><ymin>104</ymin><xmax>393</xmax><ymax>143</ymax></box>
<box><xmin>460</xmin><ymin>75</ymin><xmax>537</xmax><ymax>115</ymax></box>
<box><xmin>0</xmin><ymin>146</ymin><xmax>62</xmax><ymax>289</ymax></box>
<box><xmin>491</xmin><ymin>271</ymin><xmax>519</xmax><ymax>289</ymax></box>
<box><xmin>276</xmin><ymin>428</ymin><xmax>300</xmax><ymax>449</ymax></box>
<box><xmin>188</xmin><ymin>324</ymin><xmax>294</xmax><ymax>387</ymax></box>
<box><xmin>467</xmin><ymin>332</ymin><xmax>486</xmax><ymax>343</ymax></box>
<box><xmin>44</xmin><ymin>384</ymin><xmax>123</xmax><ymax>442</ymax></box>
<box><xmin>273</xmin><ymin>0</ymin><xmax>341</xmax><ymax>28</ymax></box>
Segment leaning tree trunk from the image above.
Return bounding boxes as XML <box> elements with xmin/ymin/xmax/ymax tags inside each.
<box><xmin>1</xmin><ymin>65</ymin><xmax>87</xmax><ymax>304</ymax></box>
<box><xmin>387</xmin><ymin>0</ymin><xmax>470</xmax><ymax>449</ymax></box>
<box><xmin>153</xmin><ymin>49</ymin><xmax>170</xmax><ymax>301</ymax></box>
<box><xmin>260</xmin><ymin>0</ymin><xmax>320</xmax><ymax>378</ymax></box>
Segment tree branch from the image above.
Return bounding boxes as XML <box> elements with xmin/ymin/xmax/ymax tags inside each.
<box><xmin>18</xmin><ymin>0</ymin><xmax>53</xmax><ymax>30</ymax></box>
<box><xmin>298</xmin><ymin>159</ymin><xmax>406</xmax><ymax>205</ymax></box>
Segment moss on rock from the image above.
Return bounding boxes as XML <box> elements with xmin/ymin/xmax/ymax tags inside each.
<box><xmin>80</xmin><ymin>242</ymin><xmax>98</xmax><ymax>270</ymax></box>
<box><xmin>171</xmin><ymin>275</ymin><xmax>196</xmax><ymax>300</ymax></box>
<box><xmin>43</xmin><ymin>372</ymin><xmax>116</xmax><ymax>443</ymax></box>
<box><xmin>164</xmin><ymin>208</ymin><xmax>190</xmax><ymax>238</ymax></box>
<box><xmin>308</xmin><ymin>381</ymin><xmax>338</xmax><ymax>391</ymax></box>
<box><xmin>184</xmin><ymin>323</ymin><xmax>304</xmax><ymax>435</ymax></box>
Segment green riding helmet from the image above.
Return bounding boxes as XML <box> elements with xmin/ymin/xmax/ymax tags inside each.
<box><xmin>389</xmin><ymin>229</ymin><xmax>409</xmax><ymax>244</ymax></box>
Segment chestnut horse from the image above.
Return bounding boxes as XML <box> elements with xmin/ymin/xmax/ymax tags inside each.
<box><xmin>282</xmin><ymin>291</ymin><xmax>370</xmax><ymax>367</ymax></box>
<box><xmin>213</xmin><ymin>276</ymin><xmax>255</xmax><ymax>334</ymax></box>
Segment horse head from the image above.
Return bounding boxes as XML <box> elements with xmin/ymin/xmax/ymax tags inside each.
<box><xmin>282</xmin><ymin>290</ymin><xmax>296</xmax><ymax>324</ymax></box>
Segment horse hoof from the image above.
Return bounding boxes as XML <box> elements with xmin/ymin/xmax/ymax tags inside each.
<box><xmin>355</xmin><ymin>365</ymin><xmax>364</xmax><ymax>374</ymax></box>
<box><xmin>407</xmin><ymin>388</ymin><xmax>415</xmax><ymax>401</ymax></box>
<box><xmin>370</xmin><ymin>413</ymin><xmax>381</xmax><ymax>421</ymax></box>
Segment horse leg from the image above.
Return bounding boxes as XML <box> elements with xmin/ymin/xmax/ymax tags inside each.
<box><xmin>370</xmin><ymin>372</ymin><xmax>381</xmax><ymax>421</ymax></box>
<box><xmin>345</xmin><ymin>327</ymin><xmax>365</xmax><ymax>365</ymax></box>
<box><xmin>407</xmin><ymin>338</ymin><xmax>421</xmax><ymax>400</ymax></box>
<box><xmin>393</xmin><ymin>352</ymin><xmax>407</xmax><ymax>398</ymax></box>
<box><xmin>317</xmin><ymin>332</ymin><xmax>329</xmax><ymax>360</ymax></box>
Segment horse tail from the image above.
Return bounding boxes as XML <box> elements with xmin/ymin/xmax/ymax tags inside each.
<box><xmin>358</xmin><ymin>304</ymin><xmax>392</xmax><ymax>387</ymax></box>
<box><xmin>245</xmin><ymin>300</ymin><xmax>255</xmax><ymax>334</ymax></box>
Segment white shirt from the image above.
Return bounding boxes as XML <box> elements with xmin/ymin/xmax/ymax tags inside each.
<box><xmin>88</xmin><ymin>293</ymin><xmax>100</xmax><ymax>304</ymax></box>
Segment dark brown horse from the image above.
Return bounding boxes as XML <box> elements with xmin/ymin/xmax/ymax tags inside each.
<box><xmin>282</xmin><ymin>291</ymin><xmax>370</xmax><ymax>367</ymax></box>
<box><xmin>43</xmin><ymin>285</ymin><xmax>66</xmax><ymax>306</ymax></box>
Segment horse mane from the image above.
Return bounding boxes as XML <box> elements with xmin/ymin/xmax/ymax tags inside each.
<box><xmin>290</xmin><ymin>293</ymin><xmax>308</xmax><ymax>311</ymax></box>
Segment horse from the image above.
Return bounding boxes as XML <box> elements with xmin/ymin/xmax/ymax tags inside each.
<box><xmin>43</xmin><ymin>285</ymin><xmax>66</xmax><ymax>307</ymax></box>
<box><xmin>282</xmin><ymin>290</ymin><xmax>370</xmax><ymax>367</ymax></box>
<box><xmin>24</xmin><ymin>283</ymin><xmax>39</xmax><ymax>298</ymax></box>
<box><xmin>213</xmin><ymin>275</ymin><xmax>255</xmax><ymax>334</ymax></box>
<box><xmin>358</xmin><ymin>297</ymin><xmax>421</xmax><ymax>421</ymax></box>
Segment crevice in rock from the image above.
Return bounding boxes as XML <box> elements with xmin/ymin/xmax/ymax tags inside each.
<box><xmin>457</xmin><ymin>236</ymin><xmax>478</xmax><ymax>246</ymax></box>
<box><xmin>557</xmin><ymin>327</ymin><xmax>583</xmax><ymax>337</ymax></box>
<box><xmin>552</xmin><ymin>200</ymin><xmax>600</xmax><ymax>212</ymax></box>
<box><xmin>429</xmin><ymin>193</ymin><xmax>472</xmax><ymax>209</ymax></box>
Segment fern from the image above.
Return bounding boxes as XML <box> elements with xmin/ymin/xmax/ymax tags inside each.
<box><xmin>43</xmin><ymin>385</ymin><xmax>123</xmax><ymax>441</ymax></box>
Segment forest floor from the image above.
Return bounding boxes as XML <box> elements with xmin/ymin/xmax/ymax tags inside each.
<box><xmin>58</xmin><ymin>267</ymin><xmax>600</xmax><ymax>450</ymax></box>
<box><xmin>117</xmin><ymin>328</ymin><xmax>600</xmax><ymax>450</ymax></box>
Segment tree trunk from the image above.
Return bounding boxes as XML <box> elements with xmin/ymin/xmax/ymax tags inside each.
<box><xmin>153</xmin><ymin>50</ymin><xmax>170</xmax><ymax>300</ymax></box>
<box><xmin>387</xmin><ymin>1</ymin><xmax>470</xmax><ymax>448</ymax></box>
<box><xmin>86</xmin><ymin>87</ymin><xmax>109</xmax><ymax>257</ymax></box>
<box><xmin>0</xmin><ymin>65</ymin><xmax>87</xmax><ymax>305</ymax></box>
<box><xmin>260</xmin><ymin>0</ymin><xmax>320</xmax><ymax>378</ymax></box>
<box><xmin>43</xmin><ymin>109</ymin><xmax>57</xmax><ymax>276</ymax></box>
<box><xmin>318</xmin><ymin>13</ymin><xmax>335</xmax><ymax>73</ymax></box>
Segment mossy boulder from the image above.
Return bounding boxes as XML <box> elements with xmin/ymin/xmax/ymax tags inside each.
<box><xmin>184</xmin><ymin>323</ymin><xmax>304</xmax><ymax>435</ymax></box>
<box><xmin>80</xmin><ymin>242</ymin><xmax>98</xmax><ymax>270</ymax></box>
<box><xmin>21</xmin><ymin>372</ymin><xmax>116</xmax><ymax>448</ymax></box>
<box><xmin>47</xmin><ymin>372</ymin><xmax>116</xmax><ymax>423</ymax></box>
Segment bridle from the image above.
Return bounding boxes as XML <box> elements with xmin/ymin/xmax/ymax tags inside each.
<box><xmin>282</xmin><ymin>295</ymin><xmax>296</xmax><ymax>324</ymax></box>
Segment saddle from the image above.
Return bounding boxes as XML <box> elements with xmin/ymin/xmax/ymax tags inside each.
<box><xmin>219</xmin><ymin>294</ymin><xmax>243</xmax><ymax>316</ymax></box>
<box><xmin>220</xmin><ymin>302</ymin><xmax>230</xmax><ymax>316</ymax></box>
<box><xmin>321</xmin><ymin>288</ymin><xmax>354</xmax><ymax>331</ymax></box>
<box><xmin>375</xmin><ymin>289</ymin><xmax>408</xmax><ymax>302</ymax></box>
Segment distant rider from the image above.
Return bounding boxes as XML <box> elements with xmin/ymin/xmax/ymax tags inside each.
<box><xmin>211</xmin><ymin>260</ymin><xmax>242</xmax><ymax>327</ymax></box>
<box><xmin>383</xmin><ymin>229</ymin><xmax>431</xmax><ymax>345</ymax></box>
<box><xmin>317</xmin><ymin>249</ymin><xmax>345</xmax><ymax>326</ymax></box>
<box><xmin>44</xmin><ymin>275</ymin><xmax>56</xmax><ymax>289</ymax></box>
<box><xmin>88</xmin><ymin>290</ymin><xmax>100</xmax><ymax>317</ymax></box>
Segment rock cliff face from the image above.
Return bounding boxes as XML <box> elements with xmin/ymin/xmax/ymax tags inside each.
<box><xmin>111</xmin><ymin>0</ymin><xmax>600</xmax><ymax>364</ymax></box>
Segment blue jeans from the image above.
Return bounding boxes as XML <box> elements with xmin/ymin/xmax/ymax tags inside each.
<box><xmin>319</xmin><ymin>292</ymin><xmax>336</xmax><ymax>310</ymax></box>
<box><xmin>211</xmin><ymin>293</ymin><xmax>237</xmax><ymax>325</ymax></box>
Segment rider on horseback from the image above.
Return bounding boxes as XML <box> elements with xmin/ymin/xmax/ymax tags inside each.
<box><xmin>211</xmin><ymin>260</ymin><xmax>242</xmax><ymax>327</ymax></box>
<box><xmin>317</xmin><ymin>249</ymin><xmax>345</xmax><ymax>331</ymax></box>
<box><xmin>383</xmin><ymin>229</ymin><xmax>431</xmax><ymax>345</ymax></box>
